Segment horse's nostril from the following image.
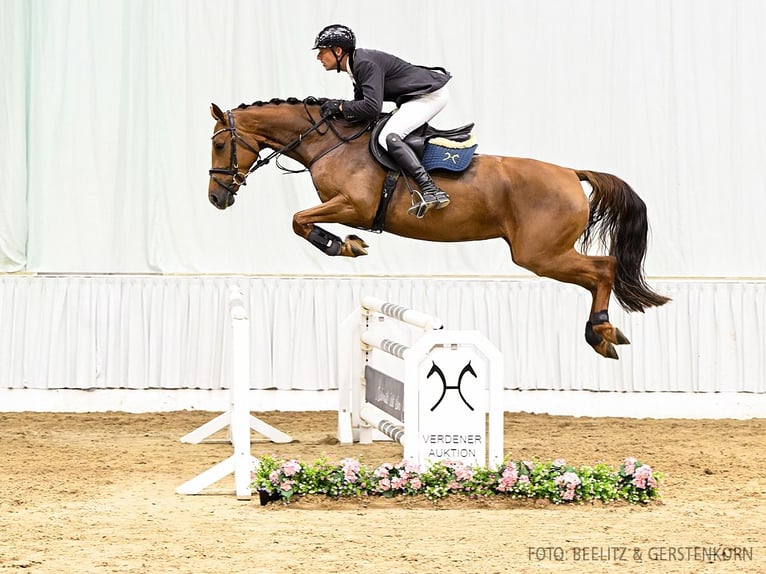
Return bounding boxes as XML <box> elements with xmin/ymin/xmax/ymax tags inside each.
<box><xmin>209</xmin><ymin>194</ymin><xmax>219</xmax><ymax>206</ymax></box>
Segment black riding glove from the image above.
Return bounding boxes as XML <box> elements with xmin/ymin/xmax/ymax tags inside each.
<box><xmin>320</xmin><ymin>99</ymin><xmax>343</xmax><ymax>118</ymax></box>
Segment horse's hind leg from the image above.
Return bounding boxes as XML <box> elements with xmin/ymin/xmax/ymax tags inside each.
<box><xmin>571</xmin><ymin>253</ymin><xmax>632</xmax><ymax>359</ymax></box>
<box><xmin>558</xmin><ymin>253</ymin><xmax>628</xmax><ymax>359</ymax></box>
<box><xmin>512</xmin><ymin>245</ymin><xmax>629</xmax><ymax>359</ymax></box>
<box><xmin>586</xmin><ymin>300</ymin><xmax>631</xmax><ymax>360</ymax></box>
<box><xmin>567</xmin><ymin>252</ymin><xmax>631</xmax><ymax>350</ymax></box>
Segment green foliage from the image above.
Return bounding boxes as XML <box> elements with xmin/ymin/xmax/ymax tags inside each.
<box><xmin>252</xmin><ymin>455</ymin><xmax>663</xmax><ymax>506</ymax></box>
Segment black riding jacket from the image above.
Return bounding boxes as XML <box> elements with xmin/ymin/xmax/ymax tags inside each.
<box><xmin>339</xmin><ymin>48</ymin><xmax>451</xmax><ymax>123</ymax></box>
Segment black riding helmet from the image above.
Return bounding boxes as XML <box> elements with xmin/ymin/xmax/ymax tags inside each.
<box><xmin>313</xmin><ymin>24</ymin><xmax>356</xmax><ymax>72</ymax></box>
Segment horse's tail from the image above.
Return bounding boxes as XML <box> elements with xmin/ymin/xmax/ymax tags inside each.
<box><xmin>575</xmin><ymin>170</ymin><xmax>670</xmax><ymax>313</ymax></box>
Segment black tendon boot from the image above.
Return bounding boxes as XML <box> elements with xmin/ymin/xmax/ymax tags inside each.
<box><xmin>385</xmin><ymin>133</ymin><xmax>450</xmax><ymax>217</ymax></box>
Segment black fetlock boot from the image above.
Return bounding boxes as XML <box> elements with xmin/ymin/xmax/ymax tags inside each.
<box><xmin>386</xmin><ymin>133</ymin><xmax>450</xmax><ymax>217</ymax></box>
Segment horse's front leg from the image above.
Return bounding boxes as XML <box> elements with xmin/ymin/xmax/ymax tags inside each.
<box><xmin>292</xmin><ymin>196</ymin><xmax>370</xmax><ymax>258</ymax></box>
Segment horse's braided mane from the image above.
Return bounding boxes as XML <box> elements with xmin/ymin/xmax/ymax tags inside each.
<box><xmin>236</xmin><ymin>96</ymin><xmax>328</xmax><ymax>110</ymax></box>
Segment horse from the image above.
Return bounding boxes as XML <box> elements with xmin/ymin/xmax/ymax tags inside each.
<box><xmin>207</xmin><ymin>97</ymin><xmax>670</xmax><ymax>359</ymax></box>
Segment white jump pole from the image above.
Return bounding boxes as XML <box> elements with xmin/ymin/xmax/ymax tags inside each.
<box><xmin>176</xmin><ymin>286</ymin><xmax>291</xmax><ymax>499</ymax></box>
<box><xmin>359</xmin><ymin>404</ymin><xmax>405</xmax><ymax>443</ymax></box>
<box><xmin>338</xmin><ymin>296</ymin><xmax>444</xmax><ymax>447</ymax></box>
<box><xmin>361</xmin><ymin>295</ymin><xmax>444</xmax><ymax>330</ymax></box>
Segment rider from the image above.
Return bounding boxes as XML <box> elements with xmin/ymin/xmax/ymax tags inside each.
<box><xmin>313</xmin><ymin>24</ymin><xmax>452</xmax><ymax>216</ymax></box>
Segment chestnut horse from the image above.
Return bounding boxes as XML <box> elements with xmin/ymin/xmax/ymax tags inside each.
<box><xmin>208</xmin><ymin>97</ymin><xmax>669</xmax><ymax>359</ymax></box>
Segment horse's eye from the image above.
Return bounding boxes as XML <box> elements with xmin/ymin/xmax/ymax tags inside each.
<box><xmin>214</xmin><ymin>142</ymin><xmax>225</xmax><ymax>151</ymax></box>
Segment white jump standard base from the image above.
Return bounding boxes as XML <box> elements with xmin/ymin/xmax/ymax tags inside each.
<box><xmin>176</xmin><ymin>287</ymin><xmax>292</xmax><ymax>499</ymax></box>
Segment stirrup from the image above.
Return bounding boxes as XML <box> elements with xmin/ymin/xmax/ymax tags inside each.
<box><xmin>407</xmin><ymin>201</ymin><xmax>430</xmax><ymax>219</ymax></box>
<box><xmin>407</xmin><ymin>190</ymin><xmax>438</xmax><ymax>219</ymax></box>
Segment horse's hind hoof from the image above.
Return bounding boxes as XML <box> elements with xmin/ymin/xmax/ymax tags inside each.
<box><xmin>594</xmin><ymin>340</ymin><xmax>619</xmax><ymax>360</ymax></box>
<box><xmin>614</xmin><ymin>328</ymin><xmax>631</xmax><ymax>345</ymax></box>
<box><xmin>585</xmin><ymin>321</ymin><xmax>619</xmax><ymax>359</ymax></box>
<box><xmin>592</xmin><ymin>322</ymin><xmax>631</xmax><ymax>346</ymax></box>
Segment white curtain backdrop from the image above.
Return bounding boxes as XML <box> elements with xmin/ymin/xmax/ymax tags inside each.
<box><xmin>1</xmin><ymin>275</ymin><xmax>764</xmax><ymax>393</ymax></box>
<box><xmin>1</xmin><ymin>0</ymin><xmax>765</xmax><ymax>275</ymax></box>
<box><xmin>0</xmin><ymin>0</ymin><xmax>28</xmax><ymax>270</ymax></box>
<box><xmin>2</xmin><ymin>1</ymin><xmax>765</xmax><ymax>408</ymax></box>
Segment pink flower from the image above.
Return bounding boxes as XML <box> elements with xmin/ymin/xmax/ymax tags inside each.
<box><xmin>623</xmin><ymin>457</ymin><xmax>638</xmax><ymax>476</ymax></box>
<box><xmin>391</xmin><ymin>477</ymin><xmax>407</xmax><ymax>490</ymax></box>
<box><xmin>631</xmin><ymin>464</ymin><xmax>656</xmax><ymax>489</ymax></box>
<box><xmin>497</xmin><ymin>465</ymin><xmax>519</xmax><ymax>492</ymax></box>
<box><xmin>341</xmin><ymin>458</ymin><xmax>361</xmax><ymax>473</ymax></box>
<box><xmin>409</xmin><ymin>477</ymin><xmax>422</xmax><ymax>490</ymax></box>
<box><xmin>269</xmin><ymin>469</ymin><xmax>281</xmax><ymax>485</ymax></box>
<box><xmin>377</xmin><ymin>478</ymin><xmax>391</xmax><ymax>491</ymax></box>
<box><xmin>280</xmin><ymin>479</ymin><xmax>293</xmax><ymax>491</ymax></box>
<box><xmin>281</xmin><ymin>459</ymin><xmax>301</xmax><ymax>477</ymax></box>
<box><xmin>556</xmin><ymin>472</ymin><xmax>581</xmax><ymax>501</ymax></box>
<box><xmin>553</xmin><ymin>458</ymin><xmax>566</xmax><ymax>467</ymax></box>
<box><xmin>341</xmin><ymin>458</ymin><xmax>361</xmax><ymax>482</ymax></box>
<box><xmin>403</xmin><ymin>460</ymin><xmax>420</xmax><ymax>474</ymax></box>
<box><xmin>455</xmin><ymin>464</ymin><xmax>474</xmax><ymax>482</ymax></box>
<box><xmin>374</xmin><ymin>463</ymin><xmax>392</xmax><ymax>478</ymax></box>
<box><xmin>558</xmin><ymin>471</ymin><xmax>581</xmax><ymax>486</ymax></box>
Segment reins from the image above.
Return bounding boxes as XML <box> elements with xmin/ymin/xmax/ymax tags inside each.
<box><xmin>208</xmin><ymin>100</ymin><xmax>372</xmax><ymax>201</ymax></box>
<box><xmin>305</xmin><ymin>113</ymin><xmax>371</xmax><ymax>170</ymax></box>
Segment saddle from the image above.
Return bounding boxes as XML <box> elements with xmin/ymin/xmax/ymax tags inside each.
<box><xmin>369</xmin><ymin>114</ymin><xmax>477</xmax><ymax>172</ymax></box>
<box><xmin>368</xmin><ymin>114</ymin><xmax>477</xmax><ymax>231</ymax></box>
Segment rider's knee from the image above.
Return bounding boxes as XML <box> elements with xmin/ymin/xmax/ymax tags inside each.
<box><xmin>383</xmin><ymin>132</ymin><xmax>403</xmax><ymax>150</ymax></box>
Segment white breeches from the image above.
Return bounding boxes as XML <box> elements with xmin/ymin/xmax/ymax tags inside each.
<box><xmin>377</xmin><ymin>85</ymin><xmax>450</xmax><ymax>149</ymax></box>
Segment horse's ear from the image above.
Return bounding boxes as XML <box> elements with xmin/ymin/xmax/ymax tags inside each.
<box><xmin>210</xmin><ymin>103</ymin><xmax>226</xmax><ymax>123</ymax></box>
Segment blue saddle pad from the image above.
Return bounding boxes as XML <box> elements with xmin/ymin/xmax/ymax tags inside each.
<box><xmin>421</xmin><ymin>136</ymin><xmax>478</xmax><ymax>172</ymax></box>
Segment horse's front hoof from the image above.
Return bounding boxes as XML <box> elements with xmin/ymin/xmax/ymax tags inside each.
<box><xmin>346</xmin><ymin>234</ymin><xmax>369</xmax><ymax>248</ymax></box>
<box><xmin>343</xmin><ymin>234</ymin><xmax>369</xmax><ymax>257</ymax></box>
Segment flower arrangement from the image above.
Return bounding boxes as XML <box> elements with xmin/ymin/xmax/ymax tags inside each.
<box><xmin>252</xmin><ymin>455</ymin><xmax>662</xmax><ymax>506</ymax></box>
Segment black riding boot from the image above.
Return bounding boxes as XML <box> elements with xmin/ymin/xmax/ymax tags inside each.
<box><xmin>386</xmin><ymin>133</ymin><xmax>450</xmax><ymax>217</ymax></box>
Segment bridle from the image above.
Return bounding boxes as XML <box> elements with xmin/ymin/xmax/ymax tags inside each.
<box><xmin>208</xmin><ymin>102</ymin><xmax>371</xmax><ymax>205</ymax></box>
<box><xmin>208</xmin><ymin>109</ymin><xmax>271</xmax><ymax>199</ymax></box>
